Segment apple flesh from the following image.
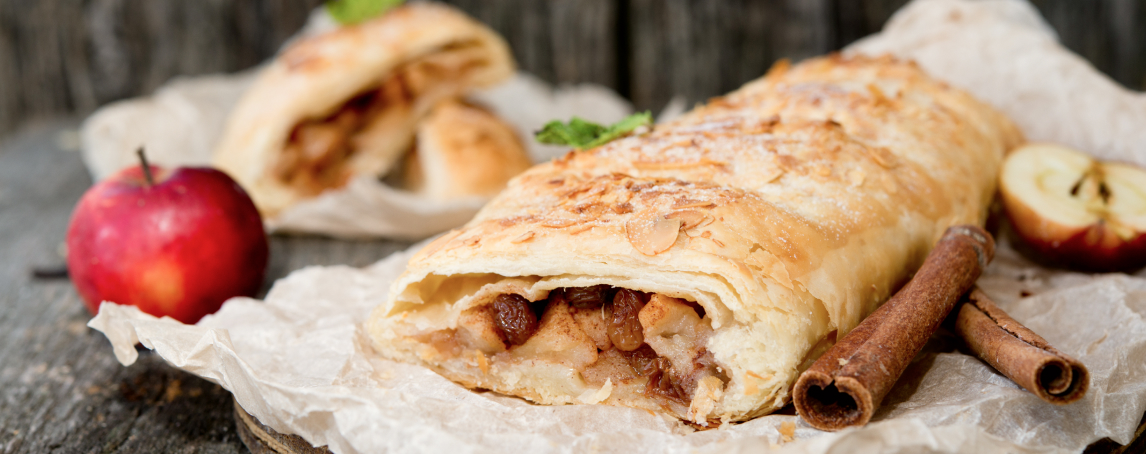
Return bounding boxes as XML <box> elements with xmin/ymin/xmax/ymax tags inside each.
<box><xmin>999</xmin><ymin>143</ymin><xmax>1146</xmax><ymax>272</ymax></box>
<box><xmin>67</xmin><ymin>163</ymin><xmax>268</xmax><ymax>324</ymax></box>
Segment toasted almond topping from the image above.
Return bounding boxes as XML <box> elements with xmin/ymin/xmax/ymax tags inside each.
<box><xmin>666</xmin><ymin>210</ymin><xmax>709</xmax><ymax>230</ymax></box>
<box><xmin>612</xmin><ymin>202</ymin><xmax>634</xmax><ymax>214</ymax></box>
<box><xmin>633</xmin><ymin>159</ymin><xmax>728</xmax><ymax>171</ymax></box>
<box><xmin>541</xmin><ymin>218</ymin><xmax>578</xmax><ymax>228</ymax></box>
<box><xmin>672</xmin><ymin>199</ymin><xmax>716</xmax><ymax>209</ymax></box>
<box><xmin>776</xmin><ymin>154</ymin><xmax>800</xmax><ymax>172</ymax></box>
<box><xmin>763</xmin><ymin>169</ymin><xmax>785</xmax><ymax>184</ymax></box>
<box><xmin>701</xmin><ymin>231</ymin><xmax>712</xmax><ymax>238</ymax></box>
<box><xmin>511</xmin><ymin>231</ymin><xmax>535</xmax><ymax>243</ymax></box>
<box><xmin>711</xmin><ymin>237</ymin><xmax>725</xmax><ymax>248</ymax></box>
<box><xmin>548</xmin><ymin>178</ymin><xmax>565</xmax><ymax>185</ymax></box>
<box><xmin>626</xmin><ymin>214</ymin><xmax>682</xmax><ymax>255</ymax></box>
<box><xmin>569</xmin><ymin>225</ymin><xmax>594</xmax><ymax>235</ymax></box>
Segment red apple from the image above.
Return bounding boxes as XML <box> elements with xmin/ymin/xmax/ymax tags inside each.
<box><xmin>67</xmin><ymin>152</ymin><xmax>269</xmax><ymax>323</ymax></box>
<box><xmin>999</xmin><ymin>143</ymin><xmax>1146</xmax><ymax>272</ymax></box>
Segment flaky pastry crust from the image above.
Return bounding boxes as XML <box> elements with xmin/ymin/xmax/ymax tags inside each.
<box><xmin>213</xmin><ymin>3</ymin><xmax>514</xmax><ymax>217</ymax></box>
<box><xmin>368</xmin><ymin>55</ymin><xmax>1024</xmax><ymax>423</ymax></box>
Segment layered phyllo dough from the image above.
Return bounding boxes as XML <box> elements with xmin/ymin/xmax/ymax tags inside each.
<box><xmin>368</xmin><ymin>55</ymin><xmax>1023</xmax><ymax>424</ymax></box>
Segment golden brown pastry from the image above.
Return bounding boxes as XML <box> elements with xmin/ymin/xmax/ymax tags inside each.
<box><xmin>213</xmin><ymin>3</ymin><xmax>514</xmax><ymax>217</ymax></box>
<box><xmin>401</xmin><ymin>100</ymin><xmax>533</xmax><ymax>201</ymax></box>
<box><xmin>367</xmin><ymin>55</ymin><xmax>1023</xmax><ymax>424</ymax></box>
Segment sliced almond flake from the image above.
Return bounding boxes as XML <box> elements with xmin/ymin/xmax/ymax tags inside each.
<box><xmin>510</xmin><ymin>231</ymin><xmax>535</xmax><ymax>244</ymax></box>
<box><xmin>625</xmin><ymin>214</ymin><xmax>682</xmax><ymax>256</ymax></box>
<box><xmin>633</xmin><ymin>158</ymin><xmax>730</xmax><ymax>172</ymax></box>
<box><xmin>666</xmin><ymin>210</ymin><xmax>710</xmax><ymax>230</ymax></box>
<box><xmin>762</xmin><ymin>168</ymin><xmax>785</xmax><ymax>184</ymax></box>
<box><xmin>569</xmin><ymin>225</ymin><xmax>594</xmax><ymax>235</ymax></box>
<box><xmin>612</xmin><ymin>202</ymin><xmax>634</xmax><ymax>214</ymax></box>
<box><xmin>700</xmin><ymin>231</ymin><xmax>712</xmax><ymax>238</ymax></box>
<box><xmin>560</xmin><ymin>186</ymin><xmax>593</xmax><ymax>199</ymax></box>
<box><xmin>710</xmin><ymin>237</ymin><xmax>726</xmax><ymax>248</ymax></box>
<box><xmin>547</xmin><ymin>178</ymin><xmax>565</xmax><ymax>185</ymax></box>
<box><xmin>498</xmin><ymin>216</ymin><xmax>534</xmax><ymax>227</ymax></box>
<box><xmin>776</xmin><ymin>154</ymin><xmax>801</xmax><ymax>172</ymax></box>
<box><xmin>672</xmin><ymin>199</ymin><xmax>717</xmax><ymax>209</ymax></box>
<box><xmin>580</xmin><ymin>184</ymin><xmax>608</xmax><ymax>198</ymax></box>
<box><xmin>540</xmin><ymin>218</ymin><xmax>578</xmax><ymax>228</ymax></box>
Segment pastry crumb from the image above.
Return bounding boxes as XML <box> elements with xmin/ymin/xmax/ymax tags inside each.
<box><xmin>779</xmin><ymin>421</ymin><xmax>796</xmax><ymax>443</ymax></box>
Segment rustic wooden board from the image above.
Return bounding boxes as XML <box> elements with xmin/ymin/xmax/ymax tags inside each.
<box><xmin>1</xmin><ymin>0</ymin><xmax>1145</xmax><ymax>135</ymax></box>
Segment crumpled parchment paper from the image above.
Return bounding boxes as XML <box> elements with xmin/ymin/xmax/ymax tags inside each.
<box><xmin>89</xmin><ymin>0</ymin><xmax>1146</xmax><ymax>452</ymax></box>
<box><xmin>88</xmin><ymin>240</ymin><xmax>1146</xmax><ymax>454</ymax></box>
<box><xmin>847</xmin><ymin>0</ymin><xmax>1146</xmax><ymax>168</ymax></box>
<box><xmin>80</xmin><ymin>71</ymin><xmax>633</xmax><ymax>239</ymax></box>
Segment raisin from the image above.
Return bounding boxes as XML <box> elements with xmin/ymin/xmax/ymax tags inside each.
<box><xmin>621</xmin><ymin>344</ymin><xmax>686</xmax><ymax>400</ymax></box>
<box><xmin>564</xmin><ymin>285</ymin><xmax>613</xmax><ymax>309</ymax></box>
<box><xmin>623</xmin><ymin>345</ymin><xmax>661</xmax><ymax>377</ymax></box>
<box><xmin>607</xmin><ymin>289</ymin><xmax>646</xmax><ymax>351</ymax></box>
<box><xmin>492</xmin><ymin>294</ymin><xmax>539</xmax><ymax>346</ymax></box>
<box><xmin>642</xmin><ymin>356</ymin><xmax>683</xmax><ymax>400</ymax></box>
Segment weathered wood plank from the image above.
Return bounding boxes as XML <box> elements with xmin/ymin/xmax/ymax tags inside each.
<box><xmin>626</xmin><ymin>0</ymin><xmax>835</xmax><ymax>112</ymax></box>
<box><xmin>441</xmin><ymin>0</ymin><xmax>619</xmax><ymax>88</ymax></box>
<box><xmin>0</xmin><ymin>0</ymin><xmax>323</xmax><ymax>136</ymax></box>
<box><xmin>2</xmin><ymin>0</ymin><xmax>1146</xmax><ymax>135</ymax></box>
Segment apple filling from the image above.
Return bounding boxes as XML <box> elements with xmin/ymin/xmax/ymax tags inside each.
<box><xmin>272</xmin><ymin>42</ymin><xmax>489</xmax><ymax>195</ymax></box>
<box><xmin>425</xmin><ymin>285</ymin><xmax>729</xmax><ymax>418</ymax></box>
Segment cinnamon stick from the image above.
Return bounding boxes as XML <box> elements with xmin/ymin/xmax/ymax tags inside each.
<box><xmin>952</xmin><ymin>287</ymin><xmax>1088</xmax><ymax>404</ymax></box>
<box><xmin>793</xmin><ymin>225</ymin><xmax>995</xmax><ymax>431</ymax></box>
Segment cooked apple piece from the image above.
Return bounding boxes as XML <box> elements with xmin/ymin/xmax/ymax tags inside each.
<box><xmin>999</xmin><ymin>143</ymin><xmax>1146</xmax><ymax>272</ymax></box>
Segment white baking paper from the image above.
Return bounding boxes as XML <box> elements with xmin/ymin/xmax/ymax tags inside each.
<box><xmin>847</xmin><ymin>0</ymin><xmax>1146</xmax><ymax>168</ymax></box>
<box><xmin>88</xmin><ymin>0</ymin><xmax>1146</xmax><ymax>453</ymax></box>
<box><xmin>88</xmin><ymin>238</ymin><xmax>1146</xmax><ymax>454</ymax></box>
<box><xmin>80</xmin><ymin>72</ymin><xmax>633</xmax><ymax>240</ymax></box>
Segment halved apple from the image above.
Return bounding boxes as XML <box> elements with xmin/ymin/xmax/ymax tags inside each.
<box><xmin>1000</xmin><ymin>143</ymin><xmax>1146</xmax><ymax>272</ymax></box>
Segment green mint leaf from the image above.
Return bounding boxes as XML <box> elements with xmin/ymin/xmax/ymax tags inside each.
<box><xmin>326</xmin><ymin>0</ymin><xmax>404</xmax><ymax>25</ymax></box>
<box><xmin>535</xmin><ymin>118</ymin><xmax>605</xmax><ymax>149</ymax></box>
<box><xmin>534</xmin><ymin>112</ymin><xmax>652</xmax><ymax>150</ymax></box>
<box><xmin>585</xmin><ymin>111</ymin><xmax>652</xmax><ymax>149</ymax></box>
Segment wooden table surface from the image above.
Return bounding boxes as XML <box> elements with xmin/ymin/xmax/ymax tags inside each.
<box><xmin>1</xmin><ymin>121</ymin><xmax>1142</xmax><ymax>453</ymax></box>
<box><xmin>0</xmin><ymin>120</ymin><xmax>409</xmax><ymax>453</ymax></box>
